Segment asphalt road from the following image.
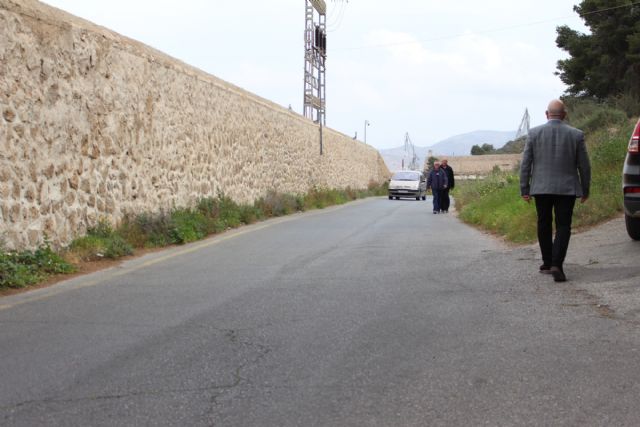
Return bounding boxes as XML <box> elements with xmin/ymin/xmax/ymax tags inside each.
<box><xmin>1</xmin><ymin>197</ymin><xmax>640</xmax><ymax>426</ymax></box>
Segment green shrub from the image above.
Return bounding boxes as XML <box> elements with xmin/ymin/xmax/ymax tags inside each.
<box><xmin>118</xmin><ymin>211</ymin><xmax>173</xmax><ymax>248</ymax></box>
<box><xmin>68</xmin><ymin>219</ymin><xmax>133</xmax><ymax>260</ymax></box>
<box><xmin>239</xmin><ymin>205</ymin><xmax>264</xmax><ymax>224</ymax></box>
<box><xmin>103</xmin><ymin>235</ymin><xmax>134</xmax><ymax>259</ymax></box>
<box><xmin>68</xmin><ymin>235</ymin><xmax>107</xmax><ymax>261</ymax></box>
<box><xmin>169</xmin><ymin>208</ymin><xmax>208</xmax><ymax>244</ymax></box>
<box><xmin>31</xmin><ymin>244</ymin><xmax>75</xmax><ymax>274</ymax></box>
<box><xmin>256</xmin><ymin>191</ymin><xmax>298</xmax><ymax>216</ymax></box>
<box><xmin>87</xmin><ymin>218</ymin><xmax>115</xmax><ymax>239</ymax></box>
<box><xmin>0</xmin><ymin>255</ymin><xmax>40</xmax><ymax>288</ymax></box>
<box><xmin>217</xmin><ymin>196</ymin><xmax>242</xmax><ymax>228</ymax></box>
<box><xmin>0</xmin><ymin>243</ymin><xmax>75</xmax><ymax>289</ymax></box>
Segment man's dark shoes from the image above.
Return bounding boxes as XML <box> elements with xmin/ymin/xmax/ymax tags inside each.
<box><xmin>550</xmin><ymin>266</ymin><xmax>567</xmax><ymax>282</ymax></box>
<box><xmin>539</xmin><ymin>264</ymin><xmax>551</xmax><ymax>274</ymax></box>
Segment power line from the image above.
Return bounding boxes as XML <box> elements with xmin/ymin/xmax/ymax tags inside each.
<box><xmin>327</xmin><ymin>0</ymin><xmax>348</xmax><ymax>32</ymax></box>
<box><xmin>335</xmin><ymin>1</ymin><xmax>640</xmax><ymax>51</ymax></box>
<box><xmin>577</xmin><ymin>1</ymin><xmax>640</xmax><ymax>18</ymax></box>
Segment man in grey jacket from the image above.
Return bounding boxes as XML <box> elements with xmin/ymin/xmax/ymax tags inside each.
<box><xmin>520</xmin><ymin>99</ymin><xmax>591</xmax><ymax>282</ymax></box>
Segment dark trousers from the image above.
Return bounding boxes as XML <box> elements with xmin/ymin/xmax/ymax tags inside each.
<box><xmin>432</xmin><ymin>189</ymin><xmax>443</xmax><ymax>212</ymax></box>
<box><xmin>441</xmin><ymin>188</ymin><xmax>451</xmax><ymax>211</ymax></box>
<box><xmin>534</xmin><ymin>195</ymin><xmax>576</xmax><ymax>268</ymax></box>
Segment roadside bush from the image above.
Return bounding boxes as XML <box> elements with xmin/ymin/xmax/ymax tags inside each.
<box><xmin>68</xmin><ymin>219</ymin><xmax>133</xmax><ymax>261</ymax></box>
<box><xmin>217</xmin><ymin>196</ymin><xmax>242</xmax><ymax>228</ymax></box>
<box><xmin>169</xmin><ymin>208</ymin><xmax>208</xmax><ymax>244</ymax></box>
<box><xmin>239</xmin><ymin>205</ymin><xmax>264</xmax><ymax>224</ymax></box>
<box><xmin>564</xmin><ymin>97</ymin><xmax>629</xmax><ymax>133</ymax></box>
<box><xmin>0</xmin><ymin>243</ymin><xmax>75</xmax><ymax>289</ymax></box>
<box><xmin>103</xmin><ymin>235</ymin><xmax>134</xmax><ymax>259</ymax></box>
<box><xmin>117</xmin><ymin>211</ymin><xmax>174</xmax><ymax>248</ymax></box>
<box><xmin>256</xmin><ymin>191</ymin><xmax>298</xmax><ymax>216</ymax></box>
<box><xmin>68</xmin><ymin>235</ymin><xmax>107</xmax><ymax>261</ymax></box>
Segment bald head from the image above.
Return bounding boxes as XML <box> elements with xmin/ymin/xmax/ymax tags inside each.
<box><xmin>546</xmin><ymin>99</ymin><xmax>566</xmax><ymax>120</ymax></box>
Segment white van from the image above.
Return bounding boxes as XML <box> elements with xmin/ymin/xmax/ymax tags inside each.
<box><xmin>388</xmin><ymin>170</ymin><xmax>427</xmax><ymax>200</ymax></box>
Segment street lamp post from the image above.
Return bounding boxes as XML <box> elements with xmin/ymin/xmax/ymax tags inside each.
<box><xmin>364</xmin><ymin>120</ymin><xmax>370</xmax><ymax>144</ymax></box>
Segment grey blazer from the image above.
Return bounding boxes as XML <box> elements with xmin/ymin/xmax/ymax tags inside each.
<box><xmin>520</xmin><ymin>119</ymin><xmax>591</xmax><ymax>197</ymax></box>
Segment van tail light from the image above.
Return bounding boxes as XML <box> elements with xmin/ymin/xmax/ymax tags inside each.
<box><xmin>624</xmin><ymin>187</ymin><xmax>640</xmax><ymax>194</ymax></box>
<box><xmin>629</xmin><ymin>120</ymin><xmax>640</xmax><ymax>153</ymax></box>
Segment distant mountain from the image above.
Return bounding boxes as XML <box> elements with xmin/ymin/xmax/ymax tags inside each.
<box><xmin>379</xmin><ymin>130</ymin><xmax>516</xmax><ymax>171</ymax></box>
<box><xmin>429</xmin><ymin>130</ymin><xmax>516</xmax><ymax>157</ymax></box>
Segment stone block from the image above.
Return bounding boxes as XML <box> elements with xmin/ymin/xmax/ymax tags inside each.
<box><xmin>43</xmin><ymin>163</ymin><xmax>55</xmax><ymax>179</ymax></box>
<box><xmin>12</xmin><ymin>182</ymin><xmax>20</xmax><ymax>199</ymax></box>
<box><xmin>44</xmin><ymin>217</ymin><xmax>56</xmax><ymax>235</ymax></box>
<box><xmin>105</xmin><ymin>197</ymin><xmax>115</xmax><ymax>214</ymax></box>
<box><xmin>68</xmin><ymin>174</ymin><xmax>79</xmax><ymax>190</ymax></box>
<box><xmin>24</xmin><ymin>184</ymin><xmax>36</xmax><ymax>202</ymax></box>
<box><xmin>2</xmin><ymin>108</ymin><xmax>15</xmax><ymax>122</ymax></box>
<box><xmin>65</xmin><ymin>191</ymin><xmax>76</xmax><ymax>205</ymax></box>
<box><xmin>40</xmin><ymin>202</ymin><xmax>51</xmax><ymax>215</ymax></box>
<box><xmin>80</xmin><ymin>178</ymin><xmax>91</xmax><ymax>193</ymax></box>
<box><xmin>9</xmin><ymin>204</ymin><xmax>21</xmax><ymax>222</ymax></box>
<box><xmin>28</xmin><ymin>229</ymin><xmax>40</xmax><ymax>247</ymax></box>
<box><xmin>13</xmin><ymin>124</ymin><xmax>25</xmax><ymax>138</ymax></box>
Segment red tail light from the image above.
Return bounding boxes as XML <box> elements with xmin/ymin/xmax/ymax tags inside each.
<box><xmin>624</xmin><ymin>187</ymin><xmax>640</xmax><ymax>194</ymax></box>
<box><xmin>630</xmin><ymin>119</ymin><xmax>640</xmax><ymax>153</ymax></box>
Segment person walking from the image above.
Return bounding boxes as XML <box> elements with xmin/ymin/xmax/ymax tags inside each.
<box><xmin>520</xmin><ymin>99</ymin><xmax>591</xmax><ymax>282</ymax></box>
<box><xmin>427</xmin><ymin>161</ymin><xmax>448</xmax><ymax>214</ymax></box>
<box><xmin>440</xmin><ymin>158</ymin><xmax>455</xmax><ymax>213</ymax></box>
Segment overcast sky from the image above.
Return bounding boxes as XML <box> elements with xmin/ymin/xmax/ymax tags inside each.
<box><xmin>42</xmin><ymin>0</ymin><xmax>587</xmax><ymax>150</ymax></box>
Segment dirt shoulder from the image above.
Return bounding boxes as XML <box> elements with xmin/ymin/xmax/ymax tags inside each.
<box><xmin>553</xmin><ymin>216</ymin><xmax>640</xmax><ymax>324</ymax></box>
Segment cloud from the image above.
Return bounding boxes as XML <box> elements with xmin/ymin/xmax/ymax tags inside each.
<box><xmin>366</xmin><ymin>30</ymin><xmax>430</xmax><ymax>65</ymax></box>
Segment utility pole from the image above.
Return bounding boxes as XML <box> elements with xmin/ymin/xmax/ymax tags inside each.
<box><xmin>303</xmin><ymin>0</ymin><xmax>327</xmax><ymax>125</ymax></box>
<box><xmin>302</xmin><ymin>0</ymin><xmax>348</xmax><ymax>125</ymax></box>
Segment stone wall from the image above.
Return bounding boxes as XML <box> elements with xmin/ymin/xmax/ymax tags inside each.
<box><xmin>0</xmin><ymin>0</ymin><xmax>389</xmax><ymax>249</ymax></box>
<box><xmin>447</xmin><ymin>154</ymin><xmax>522</xmax><ymax>178</ymax></box>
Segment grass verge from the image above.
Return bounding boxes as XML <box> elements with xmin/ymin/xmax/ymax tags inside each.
<box><xmin>0</xmin><ymin>183</ymin><xmax>387</xmax><ymax>291</ymax></box>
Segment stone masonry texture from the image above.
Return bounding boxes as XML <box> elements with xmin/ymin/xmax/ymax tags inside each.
<box><xmin>0</xmin><ymin>0</ymin><xmax>389</xmax><ymax>249</ymax></box>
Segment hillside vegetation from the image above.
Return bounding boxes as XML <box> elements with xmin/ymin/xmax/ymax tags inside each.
<box><xmin>454</xmin><ymin>99</ymin><xmax>632</xmax><ymax>243</ymax></box>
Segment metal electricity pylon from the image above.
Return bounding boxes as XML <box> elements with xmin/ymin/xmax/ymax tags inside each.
<box><xmin>303</xmin><ymin>0</ymin><xmax>327</xmax><ymax>125</ymax></box>
<box><xmin>516</xmin><ymin>108</ymin><xmax>530</xmax><ymax>139</ymax></box>
<box><xmin>303</xmin><ymin>0</ymin><xmax>348</xmax><ymax>125</ymax></box>
<box><xmin>404</xmin><ymin>132</ymin><xmax>420</xmax><ymax>171</ymax></box>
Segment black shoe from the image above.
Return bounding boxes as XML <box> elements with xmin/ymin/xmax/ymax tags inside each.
<box><xmin>539</xmin><ymin>264</ymin><xmax>551</xmax><ymax>274</ymax></box>
<box><xmin>550</xmin><ymin>266</ymin><xmax>567</xmax><ymax>282</ymax></box>
<box><xmin>433</xmin><ymin>210</ymin><xmax>438</xmax><ymax>214</ymax></box>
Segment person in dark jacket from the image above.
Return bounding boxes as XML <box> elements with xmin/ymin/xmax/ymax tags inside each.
<box><xmin>427</xmin><ymin>161</ymin><xmax>448</xmax><ymax>214</ymax></box>
<box><xmin>440</xmin><ymin>158</ymin><xmax>455</xmax><ymax>213</ymax></box>
<box><xmin>520</xmin><ymin>99</ymin><xmax>591</xmax><ymax>282</ymax></box>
